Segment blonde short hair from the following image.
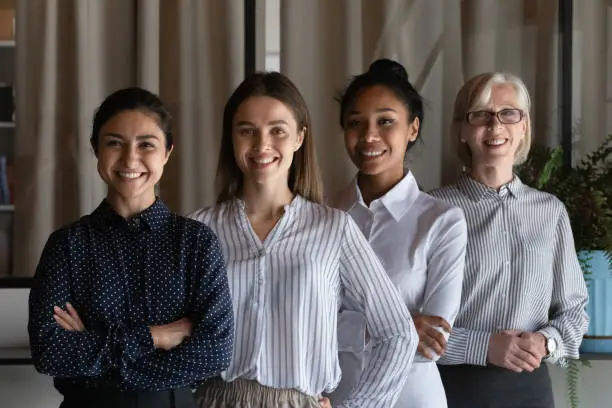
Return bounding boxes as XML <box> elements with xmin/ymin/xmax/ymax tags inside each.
<box><xmin>452</xmin><ymin>72</ymin><xmax>532</xmax><ymax>167</ymax></box>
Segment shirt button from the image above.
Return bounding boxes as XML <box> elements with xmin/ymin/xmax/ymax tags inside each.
<box><xmin>505</xmin><ymin>260</ymin><xmax>510</xmax><ymax>266</ymax></box>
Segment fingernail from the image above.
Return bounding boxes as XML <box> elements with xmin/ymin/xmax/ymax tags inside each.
<box><xmin>53</xmin><ymin>306</ymin><xmax>61</xmax><ymax>312</ymax></box>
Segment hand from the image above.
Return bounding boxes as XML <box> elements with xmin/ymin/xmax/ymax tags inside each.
<box><xmin>150</xmin><ymin>317</ymin><xmax>193</xmax><ymax>351</ymax></box>
<box><xmin>487</xmin><ymin>330</ymin><xmax>542</xmax><ymax>373</ymax></box>
<box><xmin>412</xmin><ymin>313</ymin><xmax>451</xmax><ymax>359</ymax></box>
<box><xmin>518</xmin><ymin>331</ymin><xmax>548</xmax><ymax>360</ymax></box>
<box><xmin>319</xmin><ymin>397</ymin><xmax>332</xmax><ymax>408</ymax></box>
<box><xmin>53</xmin><ymin>303</ymin><xmax>85</xmax><ymax>332</ymax></box>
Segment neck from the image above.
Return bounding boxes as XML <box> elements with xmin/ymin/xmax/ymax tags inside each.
<box><xmin>106</xmin><ymin>191</ymin><xmax>156</xmax><ymax>219</ymax></box>
<box><xmin>241</xmin><ymin>180</ymin><xmax>294</xmax><ymax>219</ymax></box>
<box><xmin>469</xmin><ymin>163</ymin><xmax>514</xmax><ymax>190</ymax></box>
<box><xmin>358</xmin><ymin>167</ymin><xmax>405</xmax><ymax>207</ymax></box>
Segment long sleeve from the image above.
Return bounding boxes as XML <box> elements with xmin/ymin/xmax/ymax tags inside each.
<box><xmin>538</xmin><ymin>207</ymin><xmax>589</xmax><ymax>363</ymax></box>
<box><xmin>338</xmin><ymin>216</ymin><xmax>417</xmax><ymax>408</ymax></box>
<box><xmin>437</xmin><ymin>327</ymin><xmax>491</xmax><ymax>366</ymax></box>
<box><xmin>28</xmin><ymin>230</ymin><xmax>155</xmax><ymax>378</ymax></box>
<box><xmin>143</xmin><ymin>226</ymin><xmax>234</xmax><ymax>383</ymax></box>
<box><xmin>435</xmin><ymin>210</ymin><xmax>490</xmax><ymax>367</ymax></box>
<box><xmin>414</xmin><ymin>208</ymin><xmax>467</xmax><ymax>363</ymax></box>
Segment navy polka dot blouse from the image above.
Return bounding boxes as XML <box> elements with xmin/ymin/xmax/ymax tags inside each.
<box><xmin>28</xmin><ymin>199</ymin><xmax>234</xmax><ymax>393</ymax></box>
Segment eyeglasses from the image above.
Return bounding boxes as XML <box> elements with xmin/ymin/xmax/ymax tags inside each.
<box><xmin>466</xmin><ymin>109</ymin><xmax>524</xmax><ymax>126</ymax></box>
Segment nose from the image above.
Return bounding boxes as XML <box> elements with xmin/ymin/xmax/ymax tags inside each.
<box><xmin>120</xmin><ymin>144</ymin><xmax>139</xmax><ymax>166</ymax></box>
<box><xmin>362</xmin><ymin>123</ymin><xmax>380</xmax><ymax>142</ymax></box>
<box><xmin>488</xmin><ymin>113</ymin><xmax>503</xmax><ymax>127</ymax></box>
<box><xmin>253</xmin><ymin>132</ymin><xmax>272</xmax><ymax>151</ymax></box>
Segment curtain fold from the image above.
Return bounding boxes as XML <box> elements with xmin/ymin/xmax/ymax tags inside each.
<box><xmin>158</xmin><ymin>0</ymin><xmax>244</xmax><ymax>215</ymax></box>
<box><xmin>279</xmin><ymin>0</ymin><xmax>563</xmax><ymax>191</ymax></box>
<box><xmin>13</xmin><ymin>0</ymin><xmax>237</xmax><ymax>276</ymax></box>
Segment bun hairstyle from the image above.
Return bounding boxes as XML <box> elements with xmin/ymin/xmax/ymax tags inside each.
<box><xmin>337</xmin><ymin>58</ymin><xmax>424</xmax><ymax>151</ymax></box>
<box><xmin>367</xmin><ymin>58</ymin><xmax>409</xmax><ymax>82</ymax></box>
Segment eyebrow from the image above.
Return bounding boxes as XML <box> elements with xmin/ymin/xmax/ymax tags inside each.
<box><xmin>102</xmin><ymin>133</ymin><xmax>160</xmax><ymax>141</ymax></box>
<box><xmin>236</xmin><ymin>120</ymin><xmax>290</xmax><ymax>126</ymax></box>
<box><xmin>348</xmin><ymin>108</ymin><xmax>398</xmax><ymax>115</ymax></box>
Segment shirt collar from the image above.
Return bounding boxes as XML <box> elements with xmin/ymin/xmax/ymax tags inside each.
<box><xmin>457</xmin><ymin>172</ymin><xmax>525</xmax><ymax>201</ymax></box>
<box><xmin>336</xmin><ymin>172</ymin><xmax>420</xmax><ymax>222</ymax></box>
<box><xmin>91</xmin><ymin>198</ymin><xmax>172</xmax><ymax>232</ymax></box>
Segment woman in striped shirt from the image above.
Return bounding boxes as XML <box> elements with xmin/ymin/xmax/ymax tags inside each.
<box><xmin>430</xmin><ymin>72</ymin><xmax>589</xmax><ymax>408</ymax></box>
<box><xmin>326</xmin><ymin>59</ymin><xmax>467</xmax><ymax>408</ymax></box>
<box><xmin>190</xmin><ymin>72</ymin><xmax>418</xmax><ymax>408</ymax></box>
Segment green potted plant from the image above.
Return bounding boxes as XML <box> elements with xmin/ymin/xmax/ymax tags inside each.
<box><xmin>516</xmin><ymin>134</ymin><xmax>612</xmax><ymax>408</ymax></box>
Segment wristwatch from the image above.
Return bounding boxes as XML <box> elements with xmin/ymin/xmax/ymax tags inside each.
<box><xmin>542</xmin><ymin>333</ymin><xmax>557</xmax><ymax>359</ymax></box>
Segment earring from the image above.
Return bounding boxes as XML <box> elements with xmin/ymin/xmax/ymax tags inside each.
<box><xmin>460</xmin><ymin>138</ymin><xmax>466</xmax><ymax>143</ymax></box>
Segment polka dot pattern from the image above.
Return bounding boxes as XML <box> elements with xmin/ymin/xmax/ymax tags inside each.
<box><xmin>28</xmin><ymin>199</ymin><xmax>234</xmax><ymax>393</ymax></box>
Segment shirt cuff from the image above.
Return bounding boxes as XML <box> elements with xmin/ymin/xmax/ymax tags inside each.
<box><xmin>123</xmin><ymin>325</ymin><xmax>155</xmax><ymax>361</ymax></box>
<box><xmin>337</xmin><ymin>310</ymin><xmax>367</xmax><ymax>353</ymax></box>
<box><xmin>465</xmin><ymin>330</ymin><xmax>491</xmax><ymax>366</ymax></box>
<box><xmin>537</xmin><ymin>326</ymin><xmax>563</xmax><ymax>363</ymax></box>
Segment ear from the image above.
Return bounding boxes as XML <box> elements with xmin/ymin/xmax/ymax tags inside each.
<box><xmin>163</xmin><ymin>144</ymin><xmax>174</xmax><ymax>165</ymax></box>
<box><xmin>295</xmin><ymin>127</ymin><xmax>305</xmax><ymax>151</ymax></box>
<box><xmin>408</xmin><ymin>118</ymin><xmax>420</xmax><ymax>142</ymax></box>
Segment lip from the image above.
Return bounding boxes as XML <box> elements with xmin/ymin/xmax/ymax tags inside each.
<box><xmin>359</xmin><ymin>149</ymin><xmax>387</xmax><ymax>161</ymax></box>
<box><xmin>249</xmin><ymin>156</ymin><xmax>279</xmax><ymax>169</ymax></box>
<box><xmin>116</xmin><ymin>171</ymin><xmax>146</xmax><ymax>180</ymax></box>
<box><xmin>483</xmin><ymin>138</ymin><xmax>508</xmax><ymax>148</ymax></box>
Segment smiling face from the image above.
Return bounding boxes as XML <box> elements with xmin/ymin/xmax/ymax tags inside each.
<box><xmin>232</xmin><ymin>96</ymin><xmax>304</xmax><ymax>189</ymax></box>
<box><xmin>343</xmin><ymin>85</ymin><xmax>419</xmax><ymax>180</ymax></box>
<box><xmin>96</xmin><ymin>109</ymin><xmax>172</xmax><ymax>212</ymax></box>
<box><xmin>460</xmin><ymin>83</ymin><xmax>527</xmax><ymax>169</ymax></box>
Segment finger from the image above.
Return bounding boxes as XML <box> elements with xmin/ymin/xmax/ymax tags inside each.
<box><xmin>66</xmin><ymin>303</ymin><xmax>85</xmax><ymax>331</ymax></box>
<box><xmin>54</xmin><ymin>314</ymin><xmax>76</xmax><ymax>331</ymax></box>
<box><xmin>509</xmin><ymin>353</ymin><xmax>537</xmax><ymax>372</ymax></box>
<box><xmin>421</xmin><ymin>335</ymin><xmax>444</xmax><ymax>356</ymax></box>
<box><xmin>430</xmin><ymin>317</ymin><xmax>451</xmax><ymax>333</ymax></box>
<box><xmin>53</xmin><ymin>307</ymin><xmax>79</xmax><ymax>330</ymax></box>
<box><xmin>502</xmin><ymin>330</ymin><xmax>521</xmax><ymax>336</ymax></box>
<box><xmin>425</xmin><ymin>328</ymin><xmax>447</xmax><ymax>351</ymax></box>
<box><xmin>417</xmin><ymin>342</ymin><xmax>435</xmax><ymax>360</ymax></box>
<box><xmin>513</xmin><ymin>348</ymin><xmax>541</xmax><ymax>369</ymax></box>
<box><xmin>516</xmin><ymin>340</ymin><xmax>544</xmax><ymax>362</ymax></box>
<box><xmin>503</xmin><ymin>358</ymin><xmax>525</xmax><ymax>373</ymax></box>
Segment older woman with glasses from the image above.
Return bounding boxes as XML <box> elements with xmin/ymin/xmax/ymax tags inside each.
<box><xmin>429</xmin><ymin>72</ymin><xmax>589</xmax><ymax>408</ymax></box>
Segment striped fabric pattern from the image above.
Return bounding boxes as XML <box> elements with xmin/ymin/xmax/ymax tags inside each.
<box><xmin>429</xmin><ymin>174</ymin><xmax>588</xmax><ymax>367</ymax></box>
<box><xmin>189</xmin><ymin>195</ymin><xmax>417</xmax><ymax>408</ymax></box>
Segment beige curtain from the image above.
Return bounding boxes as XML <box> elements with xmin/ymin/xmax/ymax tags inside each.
<box><xmin>13</xmin><ymin>0</ymin><xmax>242</xmax><ymax>277</ymax></box>
<box><xmin>279</xmin><ymin>0</ymin><xmax>564</xmax><ymax>192</ymax></box>
<box><xmin>158</xmin><ymin>0</ymin><xmax>244</xmax><ymax>216</ymax></box>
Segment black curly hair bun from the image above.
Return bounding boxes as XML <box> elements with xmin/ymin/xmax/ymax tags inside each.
<box><xmin>368</xmin><ymin>59</ymin><xmax>409</xmax><ymax>82</ymax></box>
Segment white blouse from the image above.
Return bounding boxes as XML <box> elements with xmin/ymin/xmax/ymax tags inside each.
<box><xmin>327</xmin><ymin>172</ymin><xmax>467</xmax><ymax>408</ymax></box>
<box><xmin>189</xmin><ymin>195</ymin><xmax>417</xmax><ymax>408</ymax></box>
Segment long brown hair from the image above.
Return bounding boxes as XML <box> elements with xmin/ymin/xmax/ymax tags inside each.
<box><xmin>216</xmin><ymin>72</ymin><xmax>323</xmax><ymax>204</ymax></box>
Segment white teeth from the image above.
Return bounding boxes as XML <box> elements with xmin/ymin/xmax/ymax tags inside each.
<box><xmin>253</xmin><ymin>158</ymin><xmax>275</xmax><ymax>165</ymax></box>
<box><xmin>118</xmin><ymin>172</ymin><xmax>142</xmax><ymax>179</ymax></box>
<box><xmin>362</xmin><ymin>151</ymin><xmax>384</xmax><ymax>157</ymax></box>
<box><xmin>485</xmin><ymin>139</ymin><xmax>506</xmax><ymax>146</ymax></box>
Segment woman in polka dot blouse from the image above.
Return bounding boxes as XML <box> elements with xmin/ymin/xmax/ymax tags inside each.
<box><xmin>28</xmin><ymin>87</ymin><xmax>235</xmax><ymax>408</ymax></box>
<box><xmin>190</xmin><ymin>72</ymin><xmax>417</xmax><ymax>408</ymax></box>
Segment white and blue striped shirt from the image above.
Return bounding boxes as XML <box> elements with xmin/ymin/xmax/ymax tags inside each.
<box><xmin>429</xmin><ymin>174</ymin><xmax>589</xmax><ymax>366</ymax></box>
<box><xmin>189</xmin><ymin>195</ymin><xmax>417</xmax><ymax>407</ymax></box>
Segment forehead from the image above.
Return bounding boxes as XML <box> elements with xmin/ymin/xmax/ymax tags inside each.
<box><xmin>351</xmin><ymin>85</ymin><xmax>407</xmax><ymax>113</ymax></box>
<box><xmin>101</xmin><ymin>110</ymin><xmax>163</xmax><ymax>135</ymax></box>
<box><xmin>234</xmin><ymin>96</ymin><xmax>297</xmax><ymax>125</ymax></box>
<box><xmin>475</xmin><ymin>83</ymin><xmax>520</xmax><ymax>109</ymax></box>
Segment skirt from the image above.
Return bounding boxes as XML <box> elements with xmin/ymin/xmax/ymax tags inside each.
<box><xmin>438</xmin><ymin>364</ymin><xmax>555</xmax><ymax>408</ymax></box>
<box><xmin>196</xmin><ymin>377</ymin><xmax>320</xmax><ymax>408</ymax></box>
<box><xmin>59</xmin><ymin>386</ymin><xmax>196</xmax><ymax>408</ymax></box>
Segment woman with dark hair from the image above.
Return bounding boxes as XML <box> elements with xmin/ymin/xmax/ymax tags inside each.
<box><xmin>327</xmin><ymin>59</ymin><xmax>467</xmax><ymax>408</ymax></box>
<box><xmin>190</xmin><ymin>72</ymin><xmax>417</xmax><ymax>408</ymax></box>
<box><xmin>28</xmin><ymin>87</ymin><xmax>235</xmax><ymax>408</ymax></box>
